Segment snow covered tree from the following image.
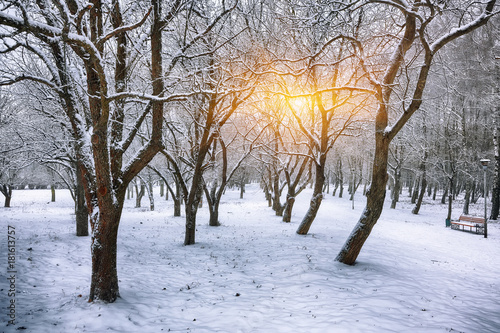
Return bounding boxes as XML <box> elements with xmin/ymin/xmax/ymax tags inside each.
<box><xmin>336</xmin><ymin>0</ymin><xmax>498</xmax><ymax>265</ymax></box>
<box><xmin>159</xmin><ymin>1</ymin><xmax>255</xmax><ymax>245</ymax></box>
<box><xmin>0</xmin><ymin>0</ymin><xmax>187</xmax><ymax>302</ymax></box>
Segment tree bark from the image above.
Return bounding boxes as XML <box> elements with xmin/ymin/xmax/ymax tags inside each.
<box><xmin>412</xmin><ymin>152</ymin><xmax>428</xmax><ymax>215</ymax></box>
<box><xmin>296</xmin><ymin>163</ymin><xmax>325</xmax><ymax>234</ymax></box>
<box><xmin>491</xmin><ymin>111</ymin><xmax>500</xmax><ymax>219</ymax></box>
<box><xmin>135</xmin><ymin>184</ymin><xmax>145</xmax><ymax>208</ymax></box>
<box><xmin>147</xmin><ymin>181</ymin><xmax>154</xmax><ymax>211</ymax></box>
<box><xmin>412</xmin><ymin>177</ymin><xmax>427</xmax><ymax>215</ymax></box>
<box><xmin>89</xmin><ymin>202</ymin><xmax>123</xmax><ymax>302</ymax></box>
<box><xmin>282</xmin><ymin>196</ymin><xmax>295</xmax><ymax>223</ymax></box>
<box><xmin>463</xmin><ymin>185</ymin><xmax>471</xmax><ymax>215</ymax></box>
<box><xmin>184</xmin><ymin>205</ymin><xmax>198</xmax><ymax>245</ymax></box>
<box><xmin>51</xmin><ymin>185</ymin><xmax>56</xmax><ymax>202</ymax></box>
<box><xmin>390</xmin><ymin>167</ymin><xmax>401</xmax><ymax>209</ymax></box>
<box><xmin>76</xmin><ymin>163</ymin><xmax>89</xmax><ymax>236</ymax></box>
<box><xmin>1</xmin><ymin>184</ymin><xmax>12</xmax><ymax>207</ymax></box>
<box><xmin>208</xmin><ymin>203</ymin><xmax>220</xmax><ymax>227</ymax></box>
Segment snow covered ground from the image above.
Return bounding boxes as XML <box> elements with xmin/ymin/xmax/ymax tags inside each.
<box><xmin>1</xmin><ymin>184</ymin><xmax>499</xmax><ymax>333</ymax></box>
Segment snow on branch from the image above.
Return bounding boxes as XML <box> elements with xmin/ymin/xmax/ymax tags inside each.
<box><xmin>430</xmin><ymin>0</ymin><xmax>498</xmax><ymax>54</ymax></box>
<box><xmin>96</xmin><ymin>7</ymin><xmax>152</xmax><ymax>48</ymax></box>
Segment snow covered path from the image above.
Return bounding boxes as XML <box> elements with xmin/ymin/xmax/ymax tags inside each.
<box><xmin>1</xmin><ymin>184</ymin><xmax>499</xmax><ymax>332</ymax></box>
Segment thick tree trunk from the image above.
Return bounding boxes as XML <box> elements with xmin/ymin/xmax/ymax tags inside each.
<box><xmin>89</xmin><ymin>205</ymin><xmax>122</xmax><ymax>302</ymax></box>
<box><xmin>184</xmin><ymin>206</ymin><xmax>197</xmax><ymax>245</ymax></box>
<box><xmin>282</xmin><ymin>196</ymin><xmax>295</xmax><ymax>223</ymax></box>
<box><xmin>174</xmin><ymin>198</ymin><xmax>181</xmax><ymax>217</ymax></box>
<box><xmin>208</xmin><ymin>203</ymin><xmax>220</xmax><ymax>226</ymax></box>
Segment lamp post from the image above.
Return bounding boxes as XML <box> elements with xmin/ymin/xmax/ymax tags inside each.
<box><xmin>480</xmin><ymin>159</ymin><xmax>490</xmax><ymax>238</ymax></box>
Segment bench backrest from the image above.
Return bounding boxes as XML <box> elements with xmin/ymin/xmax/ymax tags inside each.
<box><xmin>459</xmin><ymin>215</ymin><xmax>485</xmax><ymax>223</ymax></box>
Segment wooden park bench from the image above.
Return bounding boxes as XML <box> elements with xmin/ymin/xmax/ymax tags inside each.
<box><xmin>450</xmin><ymin>215</ymin><xmax>485</xmax><ymax>235</ymax></box>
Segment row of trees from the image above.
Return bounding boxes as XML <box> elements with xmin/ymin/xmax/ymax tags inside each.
<box><xmin>0</xmin><ymin>0</ymin><xmax>498</xmax><ymax>303</ymax></box>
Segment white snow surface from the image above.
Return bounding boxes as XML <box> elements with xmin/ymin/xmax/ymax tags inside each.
<box><xmin>1</xmin><ymin>184</ymin><xmax>499</xmax><ymax>333</ymax></box>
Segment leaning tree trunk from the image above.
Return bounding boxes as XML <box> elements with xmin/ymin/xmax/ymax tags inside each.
<box><xmin>412</xmin><ymin>176</ymin><xmax>427</xmax><ymax>214</ymax></box>
<box><xmin>296</xmin><ymin>163</ymin><xmax>325</xmax><ymax>235</ymax></box>
<box><xmin>336</xmin><ymin>130</ymin><xmax>390</xmax><ymax>265</ymax></box>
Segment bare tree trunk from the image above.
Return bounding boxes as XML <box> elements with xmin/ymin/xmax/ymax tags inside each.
<box><xmin>184</xmin><ymin>205</ymin><xmax>198</xmax><ymax>245</ymax></box>
<box><xmin>336</xmin><ymin>9</ymin><xmax>419</xmax><ymax>265</ymax></box>
<box><xmin>1</xmin><ymin>184</ymin><xmax>12</xmax><ymax>207</ymax></box>
<box><xmin>51</xmin><ymin>185</ymin><xmax>56</xmax><ymax>202</ymax></box>
<box><xmin>463</xmin><ymin>185</ymin><xmax>471</xmax><ymax>215</ymax></box>
<box><xmin>390</xmin><ymin>167</ymin><xmax>401</xmax><ymax>209</ymax></box>
<box><xmin>491</xmin><ymin>111</ymin><xmax>500</xmax><ymax>219</ymax></box>
<box><xmin>76</xmin><ymin>161</ymin><xmax>89</xmax><ymax>236</ymax></box>
<box><xmin>412</xmin><ymin>175</ymin><xmax>427</xmax><ymax>215</ymax></box>
<box><xmin>204</xmin><ymin>182</ymin><xmax>221</xmax><ymax>227</ymax></box>
<box><xmin>441</xmin><ymin>186</ymin><xmax>448</xmax><ymax>204</ymax></box>
<box><xmin>147</xmin><ymin>181</ymin><xmax>154</xmax><ymax>211</ymax></box>
<box><xmin>282</xmin><ymin>196</ymin><xmax>295</xmax><ymax>223</ymax></box>
<box><xmin>184</xmin><ymin>171</ymin><xmax>204</xmax><ymax>245</ymax></box>
<box><xmin>135</xmin><ymin>183</ymin><xmax>145</xmax><ymax>208</ymax></box>
<box><xmin>209</xmin><ymin>204</ymin><xmax>220</xmax><ymax>226</ymax></box>
<box><xmin>239</xmin><ymin>170</ymin><xmax>246</xmax><ymax>199</ymax></box>
<box><xmin>89</xmin><ymin>203</ymin><xmax>123</xmax><ymax>303</ymax></box>
<box><xmin>411</xmin><ymin>177</ymin><xmax>419</xmax><ymax>204</ymax></box>
<box><xmin>446</xmin><ymin>177</ymin><xmax>454</xmax><ymax>221</ymax></box>
<box><xmin>412</xmin><ymin>152</ymin><xmax>428</xmax><ymax>214</ymax></box>
<box><xmin>338</xmin><ymin>159</ymin><xmax>344</xmax><ymax>198</ymax></box>
<box><xmin>296</xmin><ymin>163</ymin><xmax>325</xmax><ymax>234</ymax></box>
<box><xmin>159</xmin><ymin>180</ymin><xmax>164</xmax><ymax>197</ymax></box>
